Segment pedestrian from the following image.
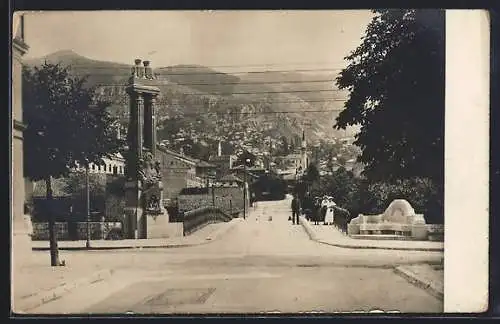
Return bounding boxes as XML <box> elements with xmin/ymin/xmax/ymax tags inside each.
<box><xmin>324</xmin><ymin>197</ymin><xmax>336</xmax><ymax>225</ymax></box>
<box><xmin>291</xmin><ymin>195</ymin><xmax>300</xmax><ymax>225</ymax></box>
<box><xmin>312</xmin><ymin>198</ymin><xmax>321</xmax><ymax>225</ymax></box>
<box><xmin>320</xmin><ymin>204</ymin><xmax>327</xmax><ymax>225</ymax></box>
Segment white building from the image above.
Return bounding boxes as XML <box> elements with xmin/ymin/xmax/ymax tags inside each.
<box><xmin>74</xmin><ymin>153</ymin><xmax>126</xmax><ymax>175</ymax></box>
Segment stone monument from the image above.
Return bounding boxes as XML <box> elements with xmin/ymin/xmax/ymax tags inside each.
<box><xmin>347</xmin><ymin>199</ymin><xmax>428</xmax><ymax>240</ymax></box>
<box><xmin>123</xmin><ymin>59</ymin><xmax>165</xmax><ymax>239</ymax></box>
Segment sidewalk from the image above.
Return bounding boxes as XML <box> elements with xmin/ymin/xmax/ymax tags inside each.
<box><xmin>394</xmin><ymin>264</ymin><xmax>444</xmax><ymax>300</ymax></box>
<box><xmin>31</xmin><ymin>218</ymin><xmax>242</xmax><ymax>251</ymax></box>
<box><xmin>13</xmin><ymin>219</ymin><xmax>241</xmax><ymax>314</ymax></box>
<box><xmin>12</xmin><ymin>252</ymin><xmax>116</xmax><ymax>314</ymax></box>
<box><xmin>299</xmin><ymin>216</ymin><xmax>444</xmax><ymax>252</ymax></box>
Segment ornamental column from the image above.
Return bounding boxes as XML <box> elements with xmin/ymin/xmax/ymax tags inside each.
<box><xmin>124</xmin><ymin>58</ymin><xmax>162</xmax><ymax>239</ymax></box>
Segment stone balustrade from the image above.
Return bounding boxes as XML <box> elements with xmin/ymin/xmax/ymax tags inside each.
<box><xmin>182</xmin><ymin>206</ymin><xmax>236</xmax><ymax>236</ymax></box>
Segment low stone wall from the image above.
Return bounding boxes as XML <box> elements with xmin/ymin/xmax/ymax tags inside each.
<box><xmin>32</xmin><ymin>222</ymin><xmax>122</xmax><ymax>241</ymax></box>
<box><xmin>213</xmin><ymin>186</ymin><xmax>245</xmax><ymax>215</ymax></box>
<box><xmin>178</xmin><ymin>193</ymin><xmax>212</xmax><ymax>213</ymax></box>
<box><xmin>32</xmin><ymin>222</ymin><xmax>69</xmax><ymax>241</ymax></box>
<box><xmin>177</xmin><ymin>187</ymin><xmax>246</xmax><ymax>216</ymax></box>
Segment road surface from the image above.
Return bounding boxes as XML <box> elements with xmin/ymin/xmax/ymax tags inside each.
<box><xmin>32</xmin><ymin>196</ymin><xmax>444</xmax><ymax>314</ymax></box>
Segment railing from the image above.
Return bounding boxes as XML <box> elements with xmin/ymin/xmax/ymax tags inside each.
<box><xmin>181</xmin><ymin>206</ymin><xmax>237</xmax><ymax>236</ymax></box>
<box><xmin>32</xmin><ymin>221</ymin><xmax>123</xmax><ymax>241</ymax></box>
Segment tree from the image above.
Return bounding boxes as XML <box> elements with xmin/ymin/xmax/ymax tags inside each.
<box><xmin>337</xmin><ymin>156</ymin><xmax>347</xmax><ymax>167</ymax></box>
<box><xmin>335</xmin><ymin>9</ymin><xmax>445</xmax><ymax>183</ymax></box>
<box><xmin>277</xmin><ymin>136</ymin><xmax>290</xmax><ymax>155</ymax></box>
<box><xmin>63</xmin><ymin>172</ymin><xmax>106</xmax><ymax>220</ymax></box>
<box><xmin>23</xmin><ymin>62</ymin><xmax>123</xmax><ymax>266</ymax></box>
<box><xmin>234</xmin><ymin>150</ymin><xmax>256</xmax><ymax>167</ymax></box>
<box><xmin>304</xmin><ymin>163</ymin><xmax>320</xmax><ymax>184</ymax></box>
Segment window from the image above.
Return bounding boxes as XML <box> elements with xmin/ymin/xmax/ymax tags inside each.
<box><xmin>98</xmin><ymin>165</ymin><xmax>101</xmax><ymax>171</ymax></box>
<box><xmin>108</xmin><ymin>164</ymin><xmax>112</xmax><ymax>172</ymax></box>
<box><xmin>119</xmin><ymin>166</ymin><xmax>123</xmax><ymax>174</ymax></box>
<box><xmin>92</xmin><ymin>164</ymin><xmax>96</xmax><ymax>171</ymax></box>
<box><xmin>113</xmin><ymin>166</ymin><xmax>118</xmax><ymax>175</ymax></box>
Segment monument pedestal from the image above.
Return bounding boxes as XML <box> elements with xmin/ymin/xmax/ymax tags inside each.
<box><xmin>123</xmin><ymin>180</ymin><xmax>144</xmax><ymax>239</ymax></box>
<box><xmin>146</xmin><ymin>212</ymin><xmax>170</xmax><ymax>238</ymax></box>
<box><xmin>124</xmin><ymin>179</ymin><xmax>167</xmax><ymax>239</ymax></box>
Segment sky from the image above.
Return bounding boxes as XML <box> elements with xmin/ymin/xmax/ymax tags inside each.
<box><xmin>22</xmin><ymin>10</ymin><xmax>374</xmax><ymax>72</ymax></box>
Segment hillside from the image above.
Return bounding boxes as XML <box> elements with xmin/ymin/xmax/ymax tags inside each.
<box><xmin>24</xmin><ymin>50</ymin><xmax>357</xmax><ymax>160</ymax></box>
<box><xmin>25</xmin><ymin>50</ymin><xmax>131</xmax><ymax>87</ymax></box>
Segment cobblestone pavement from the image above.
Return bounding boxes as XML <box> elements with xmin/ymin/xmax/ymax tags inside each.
<box><xmin>21</xmin><ymin>197</ymin><xmax>444</xmax><ymax>314</ymax></box>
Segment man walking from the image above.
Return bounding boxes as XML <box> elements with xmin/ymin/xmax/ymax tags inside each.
<box><xmin>291</xmin><ymin>195</ymin><xmax>300</xmax><ymax>225</ymax></box>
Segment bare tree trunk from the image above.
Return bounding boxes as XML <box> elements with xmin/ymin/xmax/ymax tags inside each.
<box><xmin>46</xmin><ymin>176</ymin><xmax>61</xmax><ymax>266</ymax></box>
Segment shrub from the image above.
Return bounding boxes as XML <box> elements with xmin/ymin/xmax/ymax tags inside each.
<box><xmin>312</xmin><ymin>170</ymin><xmax>443</xmax><ymax>224</ymax></box>
<box><xmin>361</xmin><ymin>177</ymin><xmax>443</xmax><ymax>224</ymax></box>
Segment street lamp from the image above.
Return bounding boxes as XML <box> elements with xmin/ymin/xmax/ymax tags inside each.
<box><xmin>243</xmin><ymin>158</ymin><xmax>250</xmax><ymax>220</ymax></box>
<box><xmin>85</xmin><ymin>164</ymin><xmax>91</xmax><ymax>249</ymax></box>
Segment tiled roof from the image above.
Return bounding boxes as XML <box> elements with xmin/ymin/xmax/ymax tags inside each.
<box><xmin>209</xmin><ymin>155</ymin><xmax>233</xmax><ymax>161</ymax></box>
<box><xmin>157</xmin><ymin>146</ymin><xmax>197</xmax><ymax>165</ymax></box>
<box><xmin>220</xmin><ymin>174</ymin><xmax>243</xmax><ymax>183</ymax></box>
<box><xmin>156</xmin><ymin>145</ymin><xmax>215</xmax><ymax>168</ymax></box>
<box><xmin>196</xmin><ymin>160</ymin><xmax>215</xmax><ymax>168</ymax></box>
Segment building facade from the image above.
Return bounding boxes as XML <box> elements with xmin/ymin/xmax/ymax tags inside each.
<box><xmin>209</xmin><ymin>155</ymin><xmax>235</xmax><ymax>179</ymax></box>
<box><xmin>157</xmin><ymin>147</ymin><xmax>207</xmax><ymax>201</ymax></box>
<box><xmin>74</xmin><ymin>153</ymin><xmax>126</xmax><ymax>175</ymax></box>
<box><xmin>12</xmin><ymin>14</ymin><xmax>32</xmax><ymax>270</ymax></box>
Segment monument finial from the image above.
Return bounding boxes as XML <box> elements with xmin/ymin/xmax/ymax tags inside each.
<box><xmin>143</xmin><ymin>60</ymin><xmax>154</xmax><ymax>79</ymax></box>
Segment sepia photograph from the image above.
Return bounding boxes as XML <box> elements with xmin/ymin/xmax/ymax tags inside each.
<box><xmin>10</xmin><ymin>9</ymin><xmax>488</xmax><ymax>315</ymax></box>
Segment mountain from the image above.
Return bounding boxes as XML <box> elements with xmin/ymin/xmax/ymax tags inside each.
<box><xmin>24</xmin><ymin>50</ymin><xmax>358</xmax><ymax>159</ymax></box>
<box><xmin>25</xmin><ymin>50</ymin><xmax>131</xmax><ymax>87</ymax></box>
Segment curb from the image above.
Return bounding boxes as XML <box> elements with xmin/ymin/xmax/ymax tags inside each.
<box><xmin>32</xmin><ymin>243</ymin><xmax>203</xmax><ymax>251</ymax></box>
<box><xmin>31</xmin><ymin>219</ymin><xmax>240</xmax><ymax>251</ymax></box>
<box><xmin>299</xmin><ymin>217</ymin><xmax>444</xmax><ymax>252</ymax></box>
<box><xmin>393</xmin><ymin>266</ymin><xmax>444</xmax><ymax>300</ymax></box>
<box><xmin>15</xmin><ymin>268</ymin><xmax>114</xmax><ymax>313</ymax></box>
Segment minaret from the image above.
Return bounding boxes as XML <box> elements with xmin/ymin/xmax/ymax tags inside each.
<box><xmin>218</xmin><ymin>141</ymin><xmax>222</xmax><ymax>157</ymax></box>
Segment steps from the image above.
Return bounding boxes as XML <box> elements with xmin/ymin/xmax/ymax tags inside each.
<box><xmin>349</xmin><ymin>234</ymin><xmax>418</xmax><ymax>241</ymax></box>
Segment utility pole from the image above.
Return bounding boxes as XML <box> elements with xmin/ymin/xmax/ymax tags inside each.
<box><xmin>243</xmin><ymin>160</ymin><xmax>247</xmax><ymax>220</ymax></box>
<box><xmin>269</xmin><ymin>137</ymin><xmax>272</xmax><ymax>171</ymax></box>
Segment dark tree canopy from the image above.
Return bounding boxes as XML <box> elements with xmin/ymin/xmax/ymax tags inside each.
<box><xmin>234</xmin><ymin>150</ymin><xmax>257</xmax><ymax>167</ymax></box>
<box><xmin>335</xmin><ymin>9</ymin><xmax>445</xmax><ymax>183</ymax></box>
<box><xmin>23</xmin><ymin>62</ymin><xmax>123</xmax><ymax>181</ymax></box>
<box><xmin>304</xmin><ymin>163</ymin><xmax>320</xmax><ymax>183</ymax></box>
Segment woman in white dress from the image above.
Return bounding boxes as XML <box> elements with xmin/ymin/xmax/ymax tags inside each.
<box><xmin>324</xmin><ymin>197</ymin><xmax>336</xmax><ymax>225</ymax></box>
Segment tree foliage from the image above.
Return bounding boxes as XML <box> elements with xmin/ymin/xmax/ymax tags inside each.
<box><xmin>303</xmin><ymin>163</ymin><xmax>320</xmax><ymax>184</ymax></box>
<box><xmin>23</xmin><ymin>62</ymin><xmax>124</xmax><ymax>181</ymax></box>
<box><xmin>335</xmin><ymin>9</ymin><xmax>445</xmax><ymax>182</ymax></box>
<box><xmin>311</xmin><ymin>168</ymin><xmax>443</xmax><ymax>224</ymax></box>
<box><xmin>234</xmin><ymin>150</ymin><xmax>257</xmax><ymax>167</ymax></box>
<box><xmin>22</xmin><ymin>62</ymin><xmax>124</xmax><ymax>265</ymax></box>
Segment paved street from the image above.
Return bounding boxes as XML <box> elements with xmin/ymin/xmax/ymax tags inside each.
<box><xmin>28</xmin><ymin>197</ymin><xmax>443</xmax><ymax>314</ymax></box>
